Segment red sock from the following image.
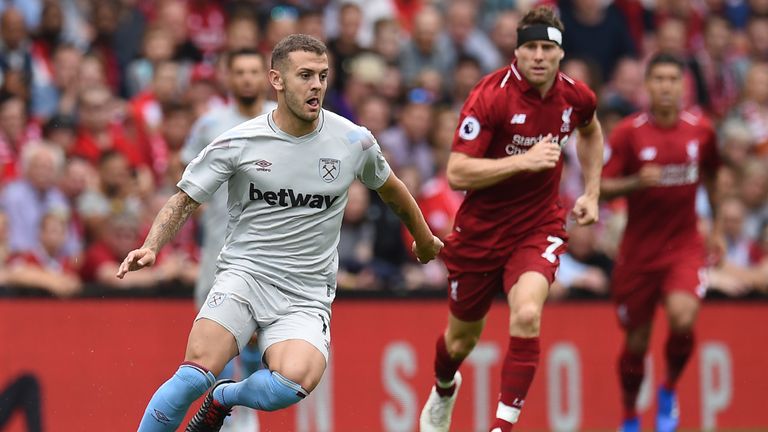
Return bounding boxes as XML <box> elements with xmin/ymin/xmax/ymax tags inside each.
<box><xmin>618</xmin><ymin>348</ymin><xmax>645</xmax><ymax>420</ymax></box>
<box><xmin>491</xmin><ymin>336</ymin><xmax>539</xmax><ymax>431</ymax></box>
<box><xmin>664</xmin><ymin>330</ymin><xmax>695</xmax><ymax>390</ymax></box>
<box><xmin>434</xmin><ymin>334</ymin><xmax>463</xmax><ymax>397</ymax></box>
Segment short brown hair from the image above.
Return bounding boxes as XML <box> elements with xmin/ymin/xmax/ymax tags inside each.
<box><xmin>518</xmin><ymin>6</ymin><xmax>564</xmax><ymax>33</ymax></box>
<box><xmin>270</xmin><ymin>34</ymin><xmax>327</xmax><ymax>71</ymax></box>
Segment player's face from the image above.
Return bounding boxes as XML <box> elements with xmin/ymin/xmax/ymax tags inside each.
<box><xmin>228</xmin><ymin>55</ymin><xmax>266</xmax><ymax>103</ymax></box>
<box><xmin>645</xmin><ymin>63</ymin><xmax>683</xmax><ymax>111</ymax></box>
<box><xmin>274</xmin><ymin>51</ymin><xmax>329</xmax><ymax>123</ymax></box>
<box><xmin>514</xmin><ymin>40</ymin><xmax>564</xmax><ymax>87</ymax></box>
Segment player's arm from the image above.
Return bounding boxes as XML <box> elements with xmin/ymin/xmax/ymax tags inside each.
<box><xmin>376</xmin><ymin>172</ymin><xmax>443</xmax><ymax>264</ymax></box>
<box><xmin>572</xmin><ymin>115</ymin><xmax>604</xmax><ymax>225</ymax></box>
<box><xmin>600</xmin><ymin>125</ymin><xmax>661</xmax><ymax>200</ymax></box>
<box><xmin>446</xmin><ymin>134</ymin><xmax>561</xmax><ymax>190</ymax></box>
<box><xmin>116</xmin><ymin>191</ymin><xmax>200</xmax><ymax>278</ymax></box>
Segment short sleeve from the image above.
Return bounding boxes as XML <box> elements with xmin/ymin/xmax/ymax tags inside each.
<box><xmin>602</xmin><ymin>123</ymin><xmax>632</xmax><ymax>178</ymax></box>
<box><xmin>452</xmin><ymin>81</ymin><xmax>499</xmax><ymax>157</ymax></box>
<box><xmin>700</xmin><ymin>123</ymin><xmax>720</xmax><ymax>175</ymax></box>
<box><xmin>177</xmin><ymin>139</ymin><xmax>242</xmax><ymax>203</ymax></box>
<box><xmin>574</xmin><ymin>82</ymin><xmax>598</xmax><ymax>128</ymax></box>
<box><xmin>354</xmin><ymin>128</ymin><xmax>391</xmax><ymax>189</ymax></box>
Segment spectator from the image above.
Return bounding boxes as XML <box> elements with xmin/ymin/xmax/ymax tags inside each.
<box><xmin>357</xmin><ymin>95</ymin><xmax>392</xmax><ymax>139</ymax></box>
<box><xmin>0</xmin><ymin>8</ymin><xmax>33</xmax><ymax>97</ymax></box>
<box><xmin>729</xmin><ymin>62</ymin><xmax>768</xmax><ymax>153</ymax></box>
<box><xmin>372</xmin><ymin>18</ymin><xmax>401</xmax><ymax>63</ymax></box>
<box><xmin>337</xmin><ymin>181</ymin><xmax>377</xmax><ymax>290</ymax></box>
<box><xmin>88</xmin><ymin>0</ymin><xmax>124</xmax><ymax>94</ymax></box>
<box><xmin>125</xmin><ymin>25</ymin><xmax>177</xmax><ymax>97</ymax></box>
<box><xmin>225</xmin><ymin>14</ymin><xmax>261</xmax><ymax>52</ymax></box>
<box><xmin>491</xmin><ymin>10</ymin><xmax>520</xmax><ymax>63</ymax></box>
<box><xmin>30</xmin><ymin>43</ymin><xmax>83</xmax><ymax>120</ymax></box>
<box><xmin>738</xmin><ymin>159</ymin><xmax>768</xmax><ymax>238</ymax></box>
<box><xmin>185</xmin><ymin>0</ymin><xmax>227</xmax><ymax>59</ymax></box>
<box><xmin>602</xmin><ymin>57</ymin><xmax>645</xmax><ymax>114</ymax></box>
<box><xmin>445</xmin><ymin>0</ymin><xmax>503</xmax><ymax>74</ymax></box>
<box><xmin>551</xmin><ymin>224</ymin><xmax>612</xmax><ymax>300</ymax></box>
<box><xmin>709</xmin><ymin>196</ymin><xmax>756</xmax><ymax>296</ymax></box>
<box><xmin>655</xmin><ymin>18</ymin><xmax>704</xmax><ymax>108</ymax></box>
<box><xmin>42</xmin><ymin>114</ymin><xmax>77</xmax><ymax>155</ymax></box>
<box><xmin>378</xmin><ymin>89</ymin><xmax>436</xmax><ymax>181</ymax></box>
<box><xmin>734</xmin><ymin>16</ymin><xmax>768</xmax><ymax>83</ymax></box>
<box><xmin>327</xmin><ymin>2</ymin><xmax>364</xmax><ymax>92</ymax></box>
<box><xmin>398</xmin><ymin>5</ymin><xmax>457</xmax><ymax>87</ymax></box>
<box><xmin>154</xmin><ymin>0</ymin><xmax>202</xmax><ymax>63</ymax></box>
<box><xmin>0</xmin><ymin>97</ymin><xmax>41</xmax><ymax>182</ymax></box>
<box><xmin>5</xmin><ymin>211</ymin><xmax>82</xmax><ymax>297</ymax></box>
<box><xmin>297</xmin><ymin>8</ymin><xmax>326</xmax><ymax>42</ymax></box>
<box><xmin>690</xmin><ymin>15</ymin><xmax>740</xmax><ymax>119</ymax></box>
<box><xmin>0</xmin><ymin>142</ymin><xmax>72</xmax><ymax>256</ymax></box>
<box><xmin>326</xmin><ymin>53</ymin><xmax>386</xmax><ymax>121</ymax></box>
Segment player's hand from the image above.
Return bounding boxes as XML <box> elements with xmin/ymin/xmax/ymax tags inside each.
<box><xmin>637</xmin><ymin>164</ymin><xmax>662</xmax><ymax>188</ymax></box>
<box><xmin>571</xmin><ymin>194</ymin><xmax>599</xmax><ymax>225</ymax></box>
<box><xmin>412</xmin><ymin>235</ymin><xmax>444</xmax><ymax>264</ymax></box>
<box><xmin>523</xmin><ymin>134</ymin><xmax>561</xmax><ymax>172</ymax></box>
<box><xmin>707</xmin><ymin>227</ymin><xmax>726</xmax><ymax>266</ymax></box>
<box><xmin>116</xmin><ymin>248</ymin><xmax>157</xmax><ymax>279</ymax></box>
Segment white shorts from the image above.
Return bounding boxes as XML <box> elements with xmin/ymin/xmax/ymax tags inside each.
<box><xmin>196</xmin><ymin>270</ymin><xmax>331</xmax><ymax>362</ymax></box>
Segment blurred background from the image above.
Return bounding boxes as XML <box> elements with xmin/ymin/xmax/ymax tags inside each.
<box><xmin>0</xmin><ymin>0</ymin><xmax>766</xmax><ymax>431</ymax></box>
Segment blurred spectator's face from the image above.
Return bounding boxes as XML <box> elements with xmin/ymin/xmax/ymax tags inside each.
<box><xmin>227</xmin><ymin>19</ymin><xmax>259</xmax><ymax>51</ymax></box>
<box><xmin>228</xmin><ymin>54</ymin><xmax>267</xmax><ymax>104</ymax></box>
<box><xmin>0</xmin><ymin>8</ymin><xmax>26</xmax><ymax>49</ymax></box>
<box><xmin>515</xmin><ymin>40</ymin><xmax>564</xmax><ymax>87</ymax></box>
<box><xmin>744</xmin><ymin>64</ymin><xmax>768</xmax><ymax>104</ymax></box>
<box><xmin>40</xmin><ymin>1</ymin><xmax>63</xmax><ymax>40</ymax></box>
<box><xmin>157</xmin><ymin>1</ymin><xmax>189</xmax><ymax>44</ymax></box>
<box><xmin>357</xmin><ymin>98</ymin><xmax>390</xmax><ymax>137</ymax></box>
<box><xmin>186</xmin><ymin>80</ymin><xmax>218</xmax><ymax>118</ymax></box>
<box><xmin>561</xmin><ymin>58</ymin><xmax>591</xmax><ymax>85</ymax></box>
<box><xmin>720</xmin><ymin>199</ymin><xmax>745</xmax><ymax>238</ymax></box>
<box><xmin>162</xmin><ymin>111</ymin><xmax>192</xmax><ymax>150</ymax></box>
<box><xmin>722</xmin><ymin>135</ymin><xmax>752</xmax><ymax>168</ymax></box>
<box><xmin>100</xmin><ymin>154</ymin><xmax>132</xmax><ymax>196</ymax></box>
<box><xmin>416</xmin><ymin>69</ymin><xmax>443</xmax><ymax>98</ymax></box>
<box><xmin>645</xmin><ymin>63</ymin><xmax>684</xmax><ymax>112</ymax></box>
<box><xmin>567</xmin><ymin>224</ymin><xmax>595</xmax><ymax>260</ymax></box>
<box><xmin>40</xmin><ymin>215</ymin><xmax>68</xmax><ymax>255</ymax></box>
<box><xmin>612</xmin><ymin>58</ymin><xmax>643</xmax><ymax>100</ymax></box>
<box><xmin>401</xmin><ymin>103</ymin><xmax>432</xmax><ymax>142</ymax></box>
<box><xmin>344</xmin><ymin>181</ymin><xmax>370</xmax><ymax>224</ymax></box>
<box><xmin>26</xmin><ymin>148</ymin><xmax>58</xmax><ymax>191</ymax></box>
<box><xmin>0</xmin><ymin>98</ymin><xmax>26</xmax><ymax>143</ymax></box>
<box><xmin>267</xmin><ymin>18</ymin><xmax>298</xmax><ymax>48</ymax></box>
<box><xmin>1</xmin><ymin>70</ymin><xmax>28</xmax><ymax>101</ymax></box>
<box><xmin>299</xmin><ymin>14</ymin><xmax>325</xmax><ymax>42</ymax></box>
<box><xmin>413</xmin><ymin>8</ymin><xmax>442</xmax><ymax>54</ymax></box>
<box><xmin>153</xmin><ymin>62</ymin><xmax>181</xmax><ymax>103</ymax></box>
<box><xmin>704</xmin><ymin>18</ymin><xmax>731</xmax><ymax>58</ymax></box>
<box><xmin>339</xmin><ymin>5</ymin><xmax>362</xmax><ymax>43</ymax></box>
<box><xmin>740</xmin><ymin>169</ymin><xmax>768</xmax><ymax>208</ymax></box>
<box><xmin>447</xmin><ymin>1</ymin><xmax>477</xmax><ymax>43</ymax></box>
<box><xmin>106</xmin><ymin>218</ymin><xmax>140</xmax><ymax>256</ymax></box>
<box><xmin>378</xmin><ymin>66</ymin><xmax>403</xmax><ymax>101</ymax></box>
<box><xmin>747</xmin><ymin>19</ymin><xmax>768</xmax><ymax>57</ymax></box>
<box><xmin>492</xmin><ymin>12</ymin><xmax>519</xmax><ymax>59</ymax></box>
<box><xmin>79</xmin><ymin>88</ymin><xmax>112</xmax><ymax>132</ymax></box>
<box><xmin>144</xmin><ymin>30</ymin><xmax>175</xmax><ymax>63</ymax></box>
<box><xmin>657</xmin><ymin>20</ymin><xmax>687</xmax><ymax>56</ymax></box>
<box><xmin>53</xmin><ymin>47</ymin><xmax>82</xmax><ymax>89</ymax></box>
<box><xmin>79</xmin><ymin>56</ymin><xmax>107</xmax><ymax>88</ymax></box>
<box><xmin>93</xmin><ymin>2</ymin><xmax>118</xmax><ymax>37</ymax></box>
<box><xmin>60</xmin><ymin>159</ymin><xmax>93</xmax><ymax>200</ymax></box>
<box><xmin>373</xmin><ymin>21</ymin><xmax>400</xmax><ymax>62</ymax></box>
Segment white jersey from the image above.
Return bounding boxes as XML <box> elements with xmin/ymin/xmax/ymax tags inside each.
<box><xmin>178</xmin><ymin>109</ymin><xmax>391</xmax><ymax>308</ymax></box>
<box><xmin>181</xmin><ymin>102</ymin><xmax>276</xmax><ymax>306</ymax></box>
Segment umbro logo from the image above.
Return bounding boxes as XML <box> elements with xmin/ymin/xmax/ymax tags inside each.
<box><xmin>152</xmin><ymin>409</ymin><xmax>171</xmax><ymax>424</ymax></box>
<box><xmin>510</xmin><ymin>113</ymin><xmax>527</xmax><ymax>124</ymax></box>
<box><xmin>254</xmin><ymin>159</ymin><xmax>272</xmax><ymax>172</ymax></box>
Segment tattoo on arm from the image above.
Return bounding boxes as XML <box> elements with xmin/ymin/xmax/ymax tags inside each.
<box><xmin>382</xmin><ymin>195</ymin><xmax>415</xmax><ymax>231</ymax></box>
<box><xmin>142</xmin><ymin>192</ymin><xmax>200</xmax><ymax>253</ymax></box>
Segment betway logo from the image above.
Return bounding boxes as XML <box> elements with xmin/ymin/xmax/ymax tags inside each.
<box><xmin>249</xmin><ymin>183</ymin><xmax>340</xmax><ymax>209</ymax></box>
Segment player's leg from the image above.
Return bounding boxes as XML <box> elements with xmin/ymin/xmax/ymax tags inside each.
<box><xmin>612</xmin><ymin>267</ymin><xmax>661</xmax><ymax>432</ymax></box>
<box><xmin>490</xmin><ymin>271</ymin><xmax>549</xmax><ymax>432</ymax></box>
<box><xmin>656</xmin><ymin>265</ymin><xmax>705</xmax><ymax>432</ymax></box>
<box><xmin>137</xmin><ymin>318</ymin><xmax>239</xmax><ymax>431</ymax></box>
<box><xmin>421</xmin><ymin>270</ymin><xmax>499</xmax><ymax>432</ymax></box>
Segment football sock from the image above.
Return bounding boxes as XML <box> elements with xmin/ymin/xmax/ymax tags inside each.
<box><xmin>213</xmin><ymin>369</ymin><xmax>307</xmax><ymax>411</ymax></box>
<box><xmin>664</xmin><ymin>330</ymin><xmax>695</xmax><ymax>390</ymax></box>
<box><xmin>434</xmin><ymin>334</ymin><xmax>464</xmax><ymax>397</ymax></box>
<box><xmin>137</xmin><ymin>362</ymin><xmax>215</xmax><ymax>432</ymax></box>
<box><xmin>494</xmin><ymin>336</ymin><xmax>540</xmax><ymax>428</ymax></box>
<box><xmin>619</xmin><ymin>348</ymin><xmax>645</xmax><ymax>419</ymax></box>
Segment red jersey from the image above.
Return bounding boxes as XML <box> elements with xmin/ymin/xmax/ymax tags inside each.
<box><xmin>603</xmin><ymin>111</ymin><xmax>719</xmax><ymax>270</ymax></box>
<box><xmin>444</xmin><ymin>62</ymin><xmax>596</xmax><ymax>270</ymax></box>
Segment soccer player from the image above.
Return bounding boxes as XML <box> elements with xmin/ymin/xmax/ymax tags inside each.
<box><xmin>601</xmin><ymin>53</ymin><xmax>721</xmax><ymax>432</ymax></box>
<box><xmin>118</xmin><ymin>34</ymin><xmax>443</xmax><ymax>432</ymax></box>
<box><xmin>180</xmin><ymin>48</ymin><xmax>276</xmax><ymax>431</ymax></box>
<box><xmin>419</xmin><ymin>7</ymin><xmax>604</xmax><ymax>432</ymax></box>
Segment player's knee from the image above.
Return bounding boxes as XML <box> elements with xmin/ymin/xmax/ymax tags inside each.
<box><xmin>271</xmin><ymin>362</ymin><xmax>323</xmax><ymax>393</ymax></box>
<box><xmin>510</xmin><ymin>303</ymin><xmax>542</xmax><ymax>335</ymax></box>
<box><xmin>625</xmin><ymin>325</ymin><xmax>652</xmax><ymax>354</ymax></box>
<box><xmin>446</xmin><ymin>333</ymin><xmax>480</xmax><ymax>359</ymax></box>
<box><xmin>668</xmin><ymin>308</ymin><xmax>697</xmax><ymax>332</ymax></box>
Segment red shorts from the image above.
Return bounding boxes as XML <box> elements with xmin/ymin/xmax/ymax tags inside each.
<box><xmin>611</xmin><ymin>259</ymin><xmax>708</xmax><ymax>330</ymax></box>
<box><xmin>445</xmin><ymin>225</ymin><xmax>568</xmax><ymax>322</ymax></box>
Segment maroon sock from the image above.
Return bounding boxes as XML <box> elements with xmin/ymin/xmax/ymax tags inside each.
<box><xmin>434</xmin><ymin>334</ymin><xmax>464</xmax><ymax>397</ymax></box>
<box><xmin>664</xmin><ymin>330</ymin><xmax>695</xmax><ymax>390</ymax></box>
<box><xmin>618</xmin><ymin>348</ymin><xmax>645</xmax><ymax>420</ymax></box>
<box><xmin>498</xmin><ymin>337</ymin><xmax>539</xmax><ymax>418</ymax></box>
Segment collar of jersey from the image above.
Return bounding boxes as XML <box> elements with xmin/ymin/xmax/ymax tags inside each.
<box><xmin>267</xmin><ymin>109</ymin><xmax>325</xmax><ymax>142</ymax></box>
<box><xmin>510</xmin><ymin>61</ymin><xmax>562</xmax><ymax>100</ymax></box>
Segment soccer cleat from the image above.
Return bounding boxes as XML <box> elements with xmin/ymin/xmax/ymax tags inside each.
<box><xmin>419</xmin><ymin>372</ymin><xmax>462</xmax><ymax>432</ymax></box>
<box><xmin>656</xmin><ymin>386</ymin><xmax>680</xmax><ymax>432</ymax></box>
<box><xmin>619</xmin><ymin>417</ymin><xmax>640</xmax><ymax>432</ymax></box>
<box><xmin>186</xmin><ymin>379</ymin><xmax>235</xmax><ymax>432</ymax></box>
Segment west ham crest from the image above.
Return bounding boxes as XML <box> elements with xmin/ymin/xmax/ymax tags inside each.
<box><xmin>319</xmin><ymin>158</ymin><xmax>340</xmax><ymax>183</ymax></box>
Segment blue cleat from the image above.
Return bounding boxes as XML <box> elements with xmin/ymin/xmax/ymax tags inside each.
<box><xmin>656</xmin><ymin>386</ymin><xmax>680</xmax><ymax>432</ymax></box>
<box><xmin>619</xmin><ymin>417</ymin><xmax>640</xmax><ymax>432</ymax></box>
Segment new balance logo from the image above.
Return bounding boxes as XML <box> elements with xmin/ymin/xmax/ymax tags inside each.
<box><xmin>510</xmin><ymin>113</ymin><xmax>527</xmax><ymax>124</ymax></box>
<box><xmin>249</xmin><ymin>184</ymin><xmax>340</xmax><ymax>209</ymax></box>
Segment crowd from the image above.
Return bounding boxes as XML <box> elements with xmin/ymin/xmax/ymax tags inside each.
<box><xmin>0</xmin><ymin>0</ymin><xmax>766</xmax><ymax>299</ymax></box>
